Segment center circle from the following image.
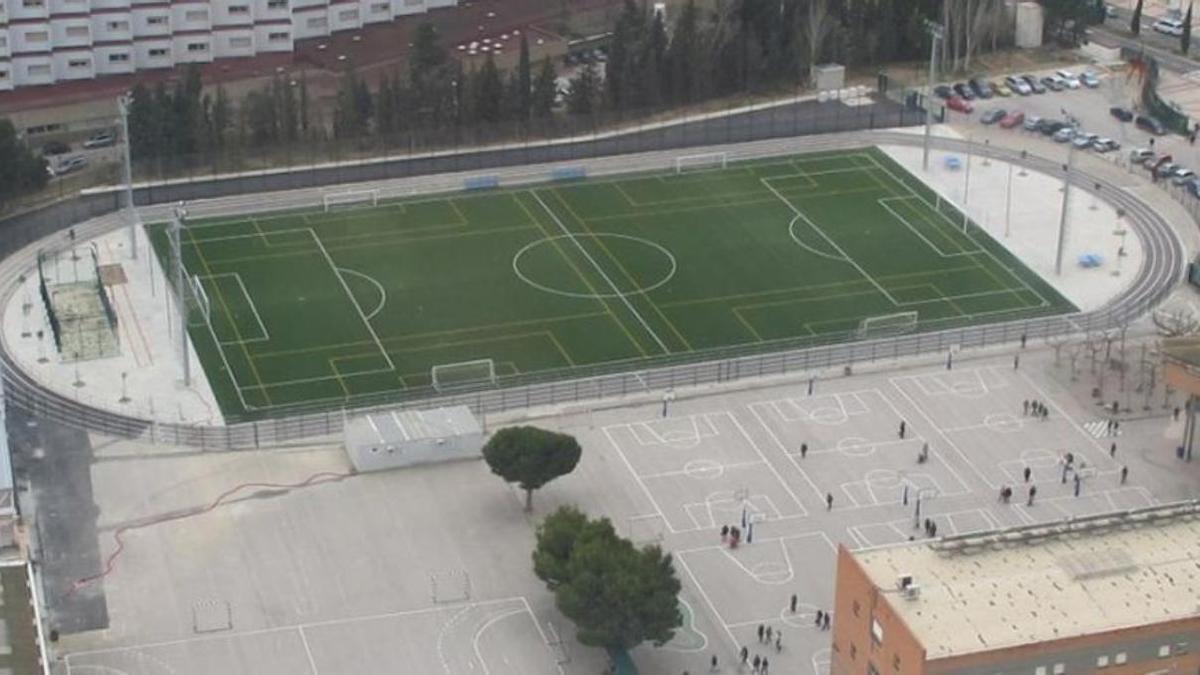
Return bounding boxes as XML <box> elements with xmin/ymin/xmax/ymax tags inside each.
<box><xmin>512</xmin><ymin>233</ymin><xmax>677</xmax><ymax>299</ymax></box>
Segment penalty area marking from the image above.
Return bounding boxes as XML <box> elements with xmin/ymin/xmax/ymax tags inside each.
<box><xmin>337</xmin><ymin>267</ymin><xmax>388</xmax><ymax>320</ymax></box>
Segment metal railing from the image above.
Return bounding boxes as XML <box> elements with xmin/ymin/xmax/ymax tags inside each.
<box><xmin>0</xmin><ymin>128</ymin><xmax>1186</xmax><ymax>449</ymax></box>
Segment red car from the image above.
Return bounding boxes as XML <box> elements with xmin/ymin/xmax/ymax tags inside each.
<box><xmin>999</xmin><ymin>111</ymin><xmax>1025</xmax><ymax>128</ymax></box>
<box><xmin>946</xmin><ymin>95</ymin><xmax>974</xmax><ymax>113</ymax></box>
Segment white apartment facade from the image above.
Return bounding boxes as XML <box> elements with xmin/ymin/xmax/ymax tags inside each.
<box><xmin>0</xmin><ymin>0</ymin><xmax>456</xmax><ymax>91</ymax></box>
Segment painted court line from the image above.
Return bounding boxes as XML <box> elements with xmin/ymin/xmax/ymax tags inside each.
<box><xmin>197</xmin><ymin>272</ymin><xmax>270</xmax><ymax>345</ymax></box>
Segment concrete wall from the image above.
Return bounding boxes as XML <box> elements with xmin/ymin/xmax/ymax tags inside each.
<box><xmin>346</xmin><ymin>428</ymin><xmax>482</xmax><ymax>472</ymax></box>
<box><xmin>831</xmin><ymin>545</ymin><xmax>928</xmax><ymax>675</ymax></box>
<box><xmin>1015</xmin><ymin>1</ymin><xmax>1043</xmax><ymax>49</ymax></box>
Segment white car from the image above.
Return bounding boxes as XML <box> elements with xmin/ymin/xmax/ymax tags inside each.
<box><xmin>1171</xmin><ymin>167</ymin><xmax>1196</xmax><ymax>185</ymax></box>
<box><xmin>1055</xmin><ymin>70</ymin><xmax>1081</xmax><ymax>89</ymax></box>
<box><xmin>1005</xmin><ymin>75</ymin><xmax>1032</xmax><ymax>95</ymax></box>
<box><xmin>1153</xmin><ymin>18</ymin><xmax>1185</xmax><ymax>35</ymax></box>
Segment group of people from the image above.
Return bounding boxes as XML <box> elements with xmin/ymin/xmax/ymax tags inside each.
<box><xmin>720</xmin><ymin>525</ymin><xmax>744</xmax><ymax>549</ymax></box>
<box><xmin>1023</xmin><ymin>399</ymin><xmax>1050</xmax><ymax>420</ymax></box>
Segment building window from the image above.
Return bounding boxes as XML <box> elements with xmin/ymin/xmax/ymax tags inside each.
<box><xmin>146</xmin><ymin>15</ymin><xmax>168</xmax><ymax>25</ymax></box>
<box><xmin>1035</xmin><ymin>668</ymin><xmax>1046</xmax><ymax>675</ymax></box>
<box><xmin>870</xmin><ymin>618</ymin><xmax>883</xmax><ymax>645</ymax></box>
<box><xmin>371</xmin><ymin>2</ymin><xmax>388</xmax><ymax>11</ymax></box>
<box><xmin>1096</xmin><ymin>655</ymin><xmax>1109</xmax><ymax>668</ymax></box>
<box><xmin>228</xmin><ymin>5</ymin><xmax>249</xmax><ymax>13</ymax></box>
<box><xmin>1114</xmin><ymin>653</ymin><xmax>1127</xmax><ymax>665</ymax></box>
<box><xmin>338</xmin><ymin>8</ymin><xmax>357</xmax><ymax>20</ymax></box>
<box><xmin>1052</xmin><ymin>664</ymin><xmax>1065</xmax><ymax>675</ymax></box>
<box><xmin>107</xmin><ymin>20</ymin><xmax>129</xmax><ymax>31</ymax></box>
<box><xmin>186</xmin><ymin>42</ymin><xmax>208</xmax><ymax>52</ymax></box>
<box><xmin>268</xmin><ymin>31</ymin><xmax>288</xmax><ymax>41</ymax></box>
<box><xmin>228</xmin><ymin>36</ymin><xmax>251</xmax><ymax>48</ymax></box>
<box><xmin>305</xmin><ymin>16</ymin><xmax>326</xmax><ymax>28</ymax></box>
<box><xmin>25</xmin><ymin>31</ymin><xmax>49</xmax><ymax>42</ymax></box>
<box><xmin>65</xmin><ymin>26</ymin><xmax>89</xmax><ymax>37</ymax></box>
<box><xmin>68</xmin><ymin>58</ymin><xmax>89</xmax><ymax>68</ymax></box>
<box><xmin>0</xmin><ymin>36</ymin><xmax>7</xmax><ymax>48</ymax></box>
<box><xmin>148</xmin><ymin>47</ymin><xmax>167</xmax><ymax>57</ymax></box>
<box><xmin>108</xmin><ymin>52</ymin><xmax>129</xmax><ymax>62</ymax></box>
<box><xmin>850</xmin><ymin>643</ymin><xmax>857</xmax><ymax>661</ymax></box>
<box><xmin>22</xmin><ymin>0</ymin><xmax>44</xmax><ymax>8</ymax></box>
<box><xmin>867</xmin><ymin>663</ymin><xmax>880</xmax><ymax>675</ymax></box>
<box><xmin>185</xmin><ymin>10</ymin><xmax>207</xmax><ymax>21</ymax></box>
<box><xmin>267</xmin><ymin>0</ymin><xmax>287</xmax><ymax>8</ymax></box>
<box><xmin>27</xmin><ymin>63</ymin><xmax>50</xmax><ymax>75</ymax></box>
<box><xmin>0</xmin><ymin>70</ymin><xmax>10</xmax><ymax>80</ymax></box>
<box><xmin>1158</xmin><ymin>645</ymin><xmax>1171</xmax><ymax>658</ymax></box>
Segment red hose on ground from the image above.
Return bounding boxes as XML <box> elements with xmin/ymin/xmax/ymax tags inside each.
<box><xmin>66</xmin><ymin>470</ymin><xmax>352</xmax><ymax>597</ymax></box>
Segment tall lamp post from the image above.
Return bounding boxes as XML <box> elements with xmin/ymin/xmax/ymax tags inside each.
<box><xmin>117</xmin><ymin>93</ymin><xmax>138</xmax><ymax>260</ymax></box>
<box><xmin>922</xmin><ymin>20</ymin><xmax>945</xmax><ymax>172</ymax></box>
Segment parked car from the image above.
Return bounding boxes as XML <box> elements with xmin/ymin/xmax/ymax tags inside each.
<box><xmin>1072</xmin><ymin>132</ymin><xmax>1099</xmax><ymax>149</ymax></box>
<box><xmin>1055</xmin><ymin>70</ymin><xmax>1081</xmax><ymax>89</ymax></box>
<box><xmin>1041</xmin><ymin>75</ymin><xmax>1066</xmax><ymax>91</ymax></box>
<box><xmin>1006</xmin><ymin>75</ymin><xmax>1033</xmax><ymax>95</ymax></box>
<box><xmin>946</xmin><ymin>95</ymin><xmax>974</xmax><ymax>113</ymax></box>
<box><xmin>1023</xmin><ymin>75</ymin><xmax>1047</xmax><ymax>94</ymax></box>
<box><xmin>52</xmin><ymin>154</ymin><xmax>88</xmax><ymax>175</ymax></box>
<box><xmin>40</xmin><ymin>140</ymin><xmax>70</xmax><ymax>156</ymax></box>
<box><xmin>1187</xmin><ymin>178</ymin><xmax>1200</xmax><ymax>198</ymax></box>
<box><xmin>980</xmin><ymin>108</ymin><xmax>1006</xmax><ymax>125</ymax></box>
<box><xmin>933</xmin><ymin>84</ymin><xmax>954</xmax><ymax>99</ymax></box>
<box><xmin>1129</xmin><ymin>148</ymin><xmax>1155</xmax><ymax>164</ymax></box>
<box><xmin>1092</xmin><ymin>138</ymin><xmax>1120</xmax><ymax>152</ymax></box>
<box><xmin>1110</xmin><ymin>106</ymin><xmax>1133</xmax><ymax>122</ymax></box>
<box><xmin>1023</xmin><ymin>114</ymin><xmax>1043</xmax><ymax>131</ymax></box>
<box><xmin>1038</xmin><ymin>119</ymin><xmax>1067</xmax><ymax>135</ymax></box>
<box><xmin>1153</xmin><ymin>17</ymin><xmax>1185</xmax><ymax>35</ymax></box>
<box><xmin>990</xmin><ymin>80</ymin><xmax>1012</xmax><ymax>97</ymax></box>
<box><xmin>969</xmin><ymin>78</ymin><xmax>994</xmax><ymax>98</ymax></box>
<box><xmin>953</xmin><ymin>82</ymin><xmax>976</xmax><ymax>100</ymax></box>
<box><xmin>999</xmin><ymin>111</ymin><xmax>1026</xmax><ymax>128</ymax></box>
<box><xmin>1171</xmin><ymin>167</ymin><xmax>1196</xmax><ymax>185</ymax></box>
<box><xmin>1080</xmin><ymin>72</ymin><xmax>1101</xmax><ymax>88</ymax></box>
<box><xmin>83</xmin><ymin>131</ymin><xmax>116</xmax><ymax>149</ymax></box>
<box><xmin>1152</xmin><ymin>159</ymin><xmax>1178</xmax><ymax>179</ymax></box>
<box><xmin>1135</xmin><ymin>114</ymin><xmax>1166</xmax><ymax>135</ymax></box>
<box><xmin>1052</xmin><ymin>127</ymin><xmax>1077</xmax><ymax>143</ymax></box>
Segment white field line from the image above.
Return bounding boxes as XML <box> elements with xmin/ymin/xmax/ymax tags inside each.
<box><xmin>182</xmin><ymin>229</ymin><xmax>253</xmax><ymax>411</ymax></box>
<box><xmin>877</xmin><ymin>196</ymin><xmax>979</xmax><ymax>258</ymax></box>
<box><xmin>307</xmin><ymin>229</ymin><xmax>395</xmax><ymax>371</ymax></box>
<box><xmin>197</xmin><ymin>272</ymin><xmax>270</xmax><ymax>344</ymax></box>
<box><xmin>529</xmin><ymin>189</ymin><xmax>671</xmax><ymax>354</ymax></box>
<box><xmin>338</xmin><ymin>267</ymin><xmax>388</xmax><ymax>320</ymax></box>
<box><xmin>760</xmin><ymin>177</ymin><xmax>899</xmax><ymax>306</ymax></box>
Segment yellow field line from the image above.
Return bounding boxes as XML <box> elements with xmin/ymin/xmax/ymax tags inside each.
<box><xmin>545</xmin><ymin>330</ymin><xmax>577</xmax><ymax>367</ymax></box>
<box><xmin>328</xmin><ymin>357</ymin><xmax>351</xmax><ymax>398</ymax></box>
<box><xmin>547</xmin><ymin>188</ymin><xmax>693</xmax><ymax>351</ymax></box>
<box><xmin>732</xmin><ymin>307</ymin><xmax>764</xmax><ymax>342</ymax></box>
<box><xmin>734</xmin><ymin>288</ymin><xmax>881</xmax><ymax>313</ymax></box>
<box><xmin>514</xmin><ymin>192</ymin><xmax>650</xmax><ymax>357</ymax></box>
<box><xmin>186</xmin><ymin>231</ymin><xmax>274</xmax><ymax>405</ymax></box>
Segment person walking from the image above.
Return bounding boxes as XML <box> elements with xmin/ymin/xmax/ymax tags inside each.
<box><xmin>1023</xmin><ymin>466</ymin><xmax>1031</xmax><ymax>483</ymax></box>
<box><xmin>1023</xmin><ymin>399</ymin><xmax>1030</xmax><ymax>416</ymax></box>
<box><xmin>1074</xmin><ymin>472</ymin><xmax>1082</xmax><ymax>497</ymax></box>
<box><xmin>1028</xmin><ymin>484</ymin><xmax>1037</xmax><ymax>506</ymax></box>
<box><xmin>1174</xmin><ymin>406</ymin><xmax>1181</xmax><ymax>421</ymax></box>
<box><xmin>775</xmin><ymin>634</ymin><xmax>782</xmax><ymax>653</ymax></box>
<box><xmin>899</xmin><ymin>420</ymin><xmax>906</xmax><ymax>439</ymax></box>
<box><xmin>790</xmin><ymin>593</ymin><xmax>797</xmax><ymax>613</ymax></box>
<box><xmin>822</xmin><ymin>613</ymin><xmax>831</xmax><ymax>630</ymax></box>
<box><xmin>800</xmin><ymin>442</ymin><xmax>808</xmax><ymax>459</ymax></box>
<box><xmin>740</xmin><ymin>646</ymin><xmax>749</xmax><ymax>664</ymax></box>
<box><xmin>752</xmin><ymin>655</ymin><xmax>761</xmax><ymax>673</ymax></box>
<box><xmin>765</xmin><ymin>626</ymin><xmax>773</xmax><ymax>642</ymax></box>
<box><xmin>757</xmin><ymin>624</ymin><xmax>764</xmax><ymax>643</ymax></box>
<box><xmin>721</xmin><ymin>524</ymin><xmax>729</xmax><ymax>543</ymax></box>
<box><xmin>826</xmin><ymin>493</ymin><xmax>834</xmax><ymax>511</ymax></box>
<box><xmin>1121</xmin><ymin>465</ymin><xmax>1128</xmax><ymax>484</ymax></box>
<box><xmin>815</xmin><ymin>609</ymin><xmax>823</xmax><ymax>627</ymax></box>
<box><xmin>761</xmin><ymin>657</ymin><xmax>769</xmax><ymax>674</ymax></box>
<box><xmin>929</xmin><ymin>521</ymin><xmax>938</xmax><ymax>537</ymax></box>
<box><xmin>1110</xmin><ymin>442</ymin><xmax>1117</xmax><ymax>458</ymax></box>
<box><xmin>710</xmin><ymin>654</ymin><xmax>718</xmax><ymax>672</ymax></box>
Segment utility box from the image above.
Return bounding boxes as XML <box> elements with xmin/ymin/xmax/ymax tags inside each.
<box><xmin>1015</xmin><ymin>1</ymin><xmax>1044</xmax><ymax>48</ymax></box>
<box><xmin>813</xmin><ymin>64</ymin><xmax>846</xmax><ymax>92</ymax></box>
<box><xmin>343</xmin><ymin>406</ymin><xmax>483</xmax><ymax>473</ymax></box>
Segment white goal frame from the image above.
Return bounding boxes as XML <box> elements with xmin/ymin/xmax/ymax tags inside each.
<box><xmin>674</xmin><ymin>152</ymin><xmax>728</xmax><ymax>174</ymax></box>
<box><xmin>856</xmin><ymin>311</ymin><xmax>919</xmax><ymax>338</ymax></box>
<box><xmin>322</xmin><ymin>189</ymin><xmax>380</xmax><ymax>211</ymax></box>
<box><xmin>188</xmin><ymin>274</ymin><xmax>211</xmax><ymax>323</ymax></box>
<box><xmin>430</xmin><ymin>358</ymin><xmax>497</xmax><ymax>391</ymax></box>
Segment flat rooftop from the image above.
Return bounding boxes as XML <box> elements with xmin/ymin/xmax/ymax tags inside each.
<box><xmin>853</xmin><ymin>503</ymin><xmax>1200</xmax><ymax>660</ymax></box>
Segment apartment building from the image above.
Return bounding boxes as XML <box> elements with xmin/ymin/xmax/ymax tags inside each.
<box><xmin>0</xmin><ymin>0</ymin><xmax>456</xmax><ymax>90</ymax></box>
<box><xmin>831</xmin><ymin>502</ymin><xmax>1200</xmax><ymax>675</ymax></box>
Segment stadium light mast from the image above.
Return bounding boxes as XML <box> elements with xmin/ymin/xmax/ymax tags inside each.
<box><xmin>1055</xmin><ymin>139</ymin><xmax>1075</xmax><ymax>276</ymax></box>
<box><xmin>922</xmin><ymin>20</ymin><xmax>944</xmax><ymax>172</ymax></box>
<box><xmin>117</xmin><ymin>94</ymin><xmax>138</xmax><ymax>260</ymax></box>
<box><xmin>170</xmin><ymin>203</ymin><xmax>190</xmax><ymax>386</ymax></box>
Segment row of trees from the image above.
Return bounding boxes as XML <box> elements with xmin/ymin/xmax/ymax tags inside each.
<box><xmin>481</xmin><ymin>426</ymin><xmax>682</xmax><ymax>650</ymax></box>
<box><xmin>1130</xmin><ymin>0</ymin><xmax>1194</xmax><ymax>54</ymax></box>
<box><xmin>125</xmin><ymin>0</ymin><xmax>1037</xmax><ymax>170</ymax></box>
<box><xmin>0</xmin><ymin>120</ymin><xmax>49</xmax><ymax>211</ymax></box>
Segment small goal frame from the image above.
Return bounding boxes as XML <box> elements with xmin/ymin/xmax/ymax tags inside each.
<box><xmin>856</xmin><ymin>311</ymin><xmax>919</xmax><ymax>338</ymax></box>
<box><xmin>674</xmin><ymin>152</ymin><xmax>728</xmax><ymax>174</ymax></box>
<box><xmin>430</xmin><ymin>358</ymin><xmax>497</xmax><ymax>391</ymax></box>
<box><xmin>322</xmin><ymin>189</ymin><xmax>380</xmax><ymax>211</ymax></box>
<box><xmin>188</xmin><ymin>274</ymin><xmax>211</xmax><ymax>323</ymax></box>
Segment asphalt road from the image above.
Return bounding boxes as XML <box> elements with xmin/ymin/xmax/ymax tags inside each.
<box><xmin>1091</xmin><ymin>9</ymin><xmax>1200</xmax><ymax>74</ymax></box>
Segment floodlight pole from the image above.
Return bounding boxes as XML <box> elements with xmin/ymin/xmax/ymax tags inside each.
<box><xmin>171</xmin><ymin>204</ymin><xmax>190</xmax><ymax>386</ymax></box>
<box><xmin>1004</xmin><ymin>160</ymin><xmax>1014</xmax><ymax>237</ymax></box>
<box><xmin>1055</xmin><ymin>141</ymin><xmax>1075</xmax><ymax>276</ymax></box>
<box><xmin>922</xmin><ymin>21</ymin><xmax>944</xmax><ymax>172</ymax></box>
<box><xmin>117</xmin><ymin>94</ymin><xmax>138</xmax><ymax>260</ymax></box>
<box><xmin>962</xmin><ymin>139</ymin><xmax>972</xmax><ymax>232</ymax></box>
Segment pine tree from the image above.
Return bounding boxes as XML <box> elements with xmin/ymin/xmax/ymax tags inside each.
<box><xmin>567</xmin><ymin>62</ymin><xmax>599</xmax><ymax>115</ymax></box>
<box><xmin>1131</xmin><ymin>0</ymin><xmax>1144</xmax><ymax>35</ymax></box>
<box><xmin>211</xmin><ymin>85</ymin><xmax>231</xmax><ymax>148</ymax></box>
<box><xmin>1183</xmin><ymin>2</ymin><xmax>1193</xmax><ymax>54</ymax></box>
<box><xmin>532</xmin><ymin>56</ymin><xmax>558</xmax><ymax>118</ymax></box>
<box><xmin>476</xmin><ymin>55</ymin><xmax>505</xmax><ymax>123</ymax></box>
<box><xmin>517</xmin><ymin>34</ymin><xmax>532</xmax><ymax>121</ymax></box>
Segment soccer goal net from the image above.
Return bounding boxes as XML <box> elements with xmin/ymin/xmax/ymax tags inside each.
<box><xmin>322</xmin><ymin>189</ymin><xmax>379</xmax><ymax>211</ymax></box>
<box><xmin>856</xmin><ymin>311</ymin><xmax>919</xmax><ymax>339</ymax></box>
<box><xmin>674</xmin><ymin>152</ymin><xmax>728</xmax><ymax>174</ymax></box>
<box><xmin>430</xmin><ymin>358</ymin><xmax>497</xmax><ymax>391</ymax></box>
<box><xmin>185</xmin><ymin>274</ymin><xmax>211</xmax><ymax>326</ymax></box>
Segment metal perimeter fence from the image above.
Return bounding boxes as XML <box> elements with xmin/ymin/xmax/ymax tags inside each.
<box><xmin>0</xmin><ymin>124</ymin><xmax>1186</xmax><ymax>449</ymax></box>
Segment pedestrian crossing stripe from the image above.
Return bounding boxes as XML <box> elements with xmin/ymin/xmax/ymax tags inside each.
<box><xmin>1083</xmin><ymin>420</ymin><xmax>1121</xmax><ymax>438</ymax></box>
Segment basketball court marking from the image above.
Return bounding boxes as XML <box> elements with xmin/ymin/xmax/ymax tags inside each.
<box><xmin>1013</xmin><ymin>486</ymin><xmax>1157</xmax><ymax>524</ymax></box>
<box><xmin>836</xmin><ymin>468</ymin><xmax>961</xmax><ymax>508</ymax></box>
<box><xmin>800</xmin><ymin>437</ymin><xmax>920</xmax><ymax>457</ymax></box>
<box><xmin>639</xmin><ymin>459</ymin><xmax>763</xmax><ymax>481</ymax></box>
<box><xmin>996</xmin><ymin>448</ymin><xmax>1063</xmax><ymax>483</ymax></box>
<box><xmin>682</xmin><ymin>490</ymin><xmax>782</xmax><ymax>532</ymax></box>
<box><xmin>759</xmin><ymin>391</ymin><xmax>872</xmax><ymax>425</ymax></box>
<box><xmin>847</xmin><ymin>508</ymin><xmax>1001</xmax><ymax>548</ymax></box>
<box><xmin>887</xmin><ymin>377</ymin><xmax>998</xmax><ymax>490</ymax></box>
<box><xmin>813</xmin><ymin>647</ymin><xmax>832</xmax><ymax>675</ymax></box>
<box><xmin>719</xmin><ymin>538</ymin><xmax>796</xmax><ymax>585</ymax></box>
<box><xmin>903</xmin><ymin>367</ymin><xmax>1010</xmax><ymax>398</ymax></box>
<box><xmin>939</xmin><ymin>412</ymin><xmax>1032</xmax><ymax>434</ymax></box>
<box><xmin>660</xmin><ymin>597</ymin><xmax>709</xmax><ymax>653</ymax></box>
<box><xmin>675</xmin><ymin>555</ymin><xmax>740</xmax><ymax>650</ymax></box>
<box><xmin>626</xmin><ymin>413</ymin><xmax>722</xmax><ymax>448</ymax></box>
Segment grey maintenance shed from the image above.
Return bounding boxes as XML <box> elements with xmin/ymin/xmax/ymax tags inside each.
<box><xmin>343</xmin><ymin>406</ymin><xmax>484</xmax><ymax>473</ymax></box>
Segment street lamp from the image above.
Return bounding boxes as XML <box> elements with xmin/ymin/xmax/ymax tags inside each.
<box><xmin>922</xmin><ymin>20</ymin><xmax>945</xmax><ymax>172</ymax></box>
<box><xmin>117</xmin><ymin>93</ymin><xmax>138</xmax><ymax>260</ymax></box>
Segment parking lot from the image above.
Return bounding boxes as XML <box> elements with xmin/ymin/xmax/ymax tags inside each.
<box><xmin>936</xmin><ymin>64</ymin><xmax>1200</xmax><ymax>200</ymax></box>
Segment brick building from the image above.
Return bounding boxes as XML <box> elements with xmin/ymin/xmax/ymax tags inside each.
<box><xmin>831</xmin><ymin>502</ymin><xmax>1200</xmax><ymax>675</ymax></box>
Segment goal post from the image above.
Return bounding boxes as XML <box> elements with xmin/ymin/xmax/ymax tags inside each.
<box><xmin>856</xmin><ymin>311</ymin><xmax>919</xmax><ymax>339</ymax></box>
<box><xmin>322</xmin><ymin>189</ymin><xmax>380</xmax><ymax>211</ymax></box>
<box><xmin>674</xmin><ymin>152</ymin><xmax>728</xmax><ymax>174</ymax></box>
<box><xmin>186</xmin><ymin>274</ymin><xmax>211</xmax><ymax>325</ymax></box>
<box><xmin>430</xmin><ymin>358</ymin><xmax>497</xmax><ymax>391</ymax></box>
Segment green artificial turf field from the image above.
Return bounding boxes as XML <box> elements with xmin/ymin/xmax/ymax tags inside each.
<box><xmin>151</xmin><ymin>146</ymin><xmax>1076</xmax><ymax>420</ymax></box>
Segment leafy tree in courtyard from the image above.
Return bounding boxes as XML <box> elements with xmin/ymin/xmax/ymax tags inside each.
<box><xmin>1132</xmin><ymin>0</ymin><xmax>1144</xmax><ymax>35</ymax></box>
<box><xmin>533</xmin><ymin>507</ymin><xmax>682</xmax><ymax>649</ymax></box>
<box><xmin>0</xmin><ymin>119</ymin><xmax>48</xmax><ymax>209</ymax></box>
<box><xmin>482</xmin><ymin>426</ymin><xmax>581</xmax><ymax>511</ymax></box>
